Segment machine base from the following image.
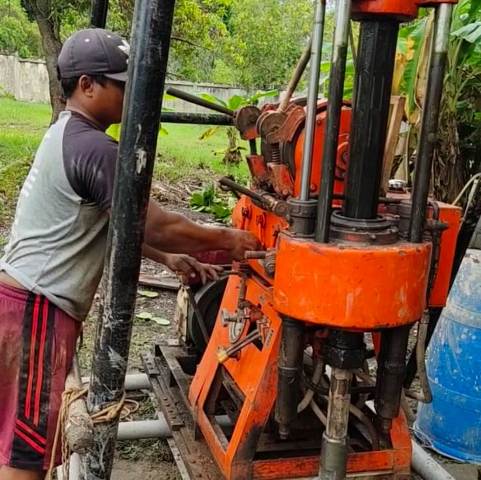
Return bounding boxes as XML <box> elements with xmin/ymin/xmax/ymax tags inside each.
<box><xmin>143</xmin><ymin>343</ymin><xmax>411</xmax><ymax>480</ymax></box>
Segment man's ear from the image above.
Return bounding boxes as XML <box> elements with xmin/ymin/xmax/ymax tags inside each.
<box><xmin>78</xmin><ymin>75</ymin><xmax>95</xmax><ymax>98</ymax></box>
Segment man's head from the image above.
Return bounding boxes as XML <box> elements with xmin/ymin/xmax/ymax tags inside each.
<box><xmin>58</xmin><ymin>29</ymin><xmax>129</xmax><ymax>128</ymax></box>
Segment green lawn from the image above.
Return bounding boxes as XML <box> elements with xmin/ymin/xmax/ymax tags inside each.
<box><xmin>0</xmin><ymin>97</ymin><xmax>248</xmax><ymax>225</ymax></box>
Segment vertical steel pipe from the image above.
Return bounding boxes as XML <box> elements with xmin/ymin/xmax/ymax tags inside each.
<box><xmin>90</xmin><ymin>0</ymin><xmax>109</xmax><ymax>28</ymax></box>
<box><xmin>315</xmin><ymin>0</ymin><xmax>352</xmax><ymax>242</ymax></box>
<box><xmin>275</xmin><ymin>317</ymin><xmax>305</xmax><ymax>439</ymax></box>
<box><xmin>320</xmin><ymin>368</ymin><xmax>353</xmax><ymax>480</ymax></box>
<box><xmin>375</xmin><ymin>324</ymin><xmax>411</xmax><ymax>437</ymax></box>
<box><xmin>82</xmin><ymin>0</ymin><xmax>176</xmax><ymax>478</ymax></box>
<box><xmin>343</xmin><ymin>20</ymin><xmax>399</xmax><ymax>220</ymax></box>
<box><xmin>409</xmin><ymin>4</ymin><xmax>453</xmax><ymax>243</ymax></box>
<box><xmin>299</xmin><ymin>0</ymin><xmax>327</xmax><ymax>201</ymax></box>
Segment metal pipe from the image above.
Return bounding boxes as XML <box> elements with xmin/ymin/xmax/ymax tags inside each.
<box><xmin>219</xmin><ymin>176</ymin><xmax>268</xmax><ymax>204</ymax></box>
<box><xmin>315</xmin><ymin>0</ymin><xmax>352</xmax><ymax>242</ymax></box>
<box><xmin>343</xmin><ymin>20</ymin><xmax>399</xmax><ymax>219</ymax></box>
<box><xmin>275</xmin><ymin>317</ymin><xmax>305</xmax><ymax>439</ymax></box>
<box><xmin>279</xmin><ymin>39</ymin><xmax>313</xmax><ymax>112</ymax></box>
<box><xmin>161</xmin><ymin>111</ymin><xmax>233</xmax><ymax>125</ymax></box>
<box><xmin>409</xmin><ymin>4</ymin><xmax>453</xmax><ymax>243</ymax></box>
<box><xmin>117</xmin><ymin>419</ymin><xmax>171</xmax><ymax>440</ymax></box>
<box><xmin>320</xmin><ymin>368</ymin><xmax>353</xmax><ymax>480</ymax></box>
<box><xmin>82</xmin><ymin>373</ymin><xmax>150</xmax><ymax>391</ymax></box>
<box><xmin>82</xmin><ymin>0</ymin><xmax>176</xmax><ymax>478</ymax></box>
<box><xmin>375</xmin><ymin>324</ymin><xmax>411</xmax><ymax>437</ymax></box>
<box><xmin>412</xmin><ymin>441</ymin><xmax>456</xmax><ymax>480</ymax></box>
<box><xmin>90</xmin><ymin>0</ymin><xmax>109</xmax><ymax>28</ymax></box>
<box><xmin>299</xmin><ymin>0</ymin><xmax>327</xmax><ymax>201</ymax></box>
<box><xmin>166</xmin><ymin>87</ymin><xmax>234</xmax><ymax>117</ymax></box>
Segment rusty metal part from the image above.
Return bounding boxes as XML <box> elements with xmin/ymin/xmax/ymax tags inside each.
<box><xmin>234</xmin><ymin>106</ymin><xmax>262</xmax><ymax>140</ymax></box>
<box><xmin>256</xmin><ymin>110</ymin><xmax>287</xmax><ymax>144</ymax></box>
<box><xmin>217</xmin><ymin>329</ymin><xmax>262</xmax><ymax>363</ymax></box>
<box><xmin>267</xmin><ymin>163</ymin><xmax>294</xmax><ymax>198</ymax></box>
<box><xmin>287</xmin><ymin>198</ymin><xmax>318</xmax><ymax>236</ymax></box>
<box><xmin>219</xmin><ymin>176</ymin><xmax>288</xmax><ymax>218</ymax></box>
<box><xmin>330</xmin><ymin>212</ymin><xmax>399</xmax><ymax>245</ymax></box>
<box><xmin>246</xmin><ymin>154</ymin><xmax>270</xmax><ymax>188</ymax></box>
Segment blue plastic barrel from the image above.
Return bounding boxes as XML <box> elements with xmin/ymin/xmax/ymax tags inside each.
<box><xmin>415</xmin><ymin>248</ymin><xmax>481</xmax><ymax>463</ymax></box>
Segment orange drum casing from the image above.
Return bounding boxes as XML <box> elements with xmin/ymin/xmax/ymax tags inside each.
<box><xmin>273</xmin><ymin>234</ymin><xmax>432</xmax><ymax>329</ymax></box>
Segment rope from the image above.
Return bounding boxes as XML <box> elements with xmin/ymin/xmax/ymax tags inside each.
<box><xmin>46</xmin><ymin>388</ymin><xmax>139</xmax><ymax>480</ymax></box>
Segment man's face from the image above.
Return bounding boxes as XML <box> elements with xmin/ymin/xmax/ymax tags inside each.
<box><xmin>92</xmin><ymin>78</ymin><xmax>125</xmax><ymax>126</ymax></box>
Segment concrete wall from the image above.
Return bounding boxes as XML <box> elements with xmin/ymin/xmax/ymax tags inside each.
<box><xmin>0</xmin><ymin>55</ymin><xmax>50</xmax><ymax>103</ymax></box>
<box><xmin>0</xmin><ymin>54</ymin><xmax>248</xmax><ymax>112</ymax></box>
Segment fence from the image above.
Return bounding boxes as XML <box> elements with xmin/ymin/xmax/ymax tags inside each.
<box><xmin>0</xmin><ymin>54</ymin><xmax>249</xmax><ymax>113</ymax></box>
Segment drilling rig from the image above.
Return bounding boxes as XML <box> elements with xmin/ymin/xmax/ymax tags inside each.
<box><xmin>143</xmin><ymin>1</ymin><xmax>462</xmax><ymax>479</ymax></box>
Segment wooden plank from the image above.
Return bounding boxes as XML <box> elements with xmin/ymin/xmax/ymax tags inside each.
<box><xmin>138</xmin><ymin>273</ymin><xmax>180</xmax><ymax>291</ymax></box>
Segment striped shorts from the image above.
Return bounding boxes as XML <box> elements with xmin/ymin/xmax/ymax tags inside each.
<box><xmin>0</xmin><ymin>283</ymin><xmax>79</xmax><ymax>471</ymax></box>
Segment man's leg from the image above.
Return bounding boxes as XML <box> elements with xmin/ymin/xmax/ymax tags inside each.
<box><xmin>0</xmin><ymin>465</ymin><xmax>43</xmax><ymax>480</ymax></box>
<box><xmin>0</xmin><ymin>286</ymin><xmax>79</xmax><ymax>476</ymax></box>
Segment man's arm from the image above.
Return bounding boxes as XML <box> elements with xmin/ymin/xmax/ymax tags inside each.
<box><xmin>143</xmin><ymin>200</ymin><xmax>260</xmax><ymax>260</ymax></box>
<box><xmin>142</xmin><ymin>244</ymin><xmax>222</xmax><ymax>284</ymax></box>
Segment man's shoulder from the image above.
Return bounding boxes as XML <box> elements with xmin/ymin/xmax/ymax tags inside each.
<box><xmin>63</xmin><ymin>113</ymin><xmax>118</xmax><ymax>161</ymax></box>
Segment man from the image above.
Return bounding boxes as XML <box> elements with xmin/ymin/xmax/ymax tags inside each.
<box><xmin>0</xmin><ymin>29</ymin><xmax>259</xmax><ymax>479</ymax></box>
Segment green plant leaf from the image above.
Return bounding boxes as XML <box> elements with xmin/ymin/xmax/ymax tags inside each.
<box><xmin>138</xmin><ymin>290</ymin><xmax>159</xmax><ymax>298</ymax></box>
<box><xmin>152</xmin><ymin>317</ymin><xmax>171</xmax><ymax>326</ymax></box>
<box><xmin>136</xmin><ymin>312</ymin><xmax>153</xmax><ymax>320</ymax></box>
<box><xmin>199</xmin><ymin>126</ymin><xmax>220</xmax><ymax>140</ymax></box>
<box><xmin>199</xmin><ymin>93</ymin><xmax>228</xmax><ymax>107</ymax></box>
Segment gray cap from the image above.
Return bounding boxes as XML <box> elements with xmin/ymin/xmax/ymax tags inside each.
<box><xmin>58</xmin><ymin>28</ymin><xmax>129</xmax><ymax>82</ymax></box>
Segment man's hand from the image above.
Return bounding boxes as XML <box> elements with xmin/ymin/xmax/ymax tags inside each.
<box><xmin>163</xmin><ymin>253</ymin><xmax>223</xmax><ymax>284</ymax></box>
<box><xmin>227</xmin><ymin>229</ymin><xmax>261</xmax><ymax>261</ymax></box>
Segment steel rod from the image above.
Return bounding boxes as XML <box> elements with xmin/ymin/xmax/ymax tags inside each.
<box><xmin>315</xmin><ymin>0</ymin><xmax>352</xmax><ymax>242</ymax></box>
<box><xmin>161</xmin><ymin>111</ymin><xmax>233</xmax><ymax>125</ymax></box>
<box><xmin>299</xmin><ymin>0</ymin><xmax>327</xmax><ymax>201</ymax></box>
<box><xmin>82</xmin><ymin>0</ymin><xmax>176</xmax><ymax>478</ymax></box>
<box><xmin>275</xmin><ymin>317</ymin><xmax>305</xmax><ymax>439</ymax></box>
<box><xmin>343</xmin><ymin>20</ymin><xmax>399</xmax><ymax>219</ymax></box>
<box><xmin>219</xmin><ymin>176</ymin><xmax>267</xmax><ymax>204</ymax></box>
<box><xmin>90</xmin><ymin>0</ymin><xmax>109</xmax><ymax>28</ymax></box>
<box><xmin>320</xmin><ymin>368</ymin><xmax>353</xmax><ymax>480</ymax></box>
<box><xmin>279</xmin><ymin>39</ymin><xmax>313</xmax><ymax>113</ymax></box>
<box><xmin>409</xmin><ymin>4</ymin><xmax>453</xmax><ymax>243</ymax></box>
<box><xmin>166</xmin><ymin>87</ymin><xmax>234</xmax><ymax>117</ymax></box>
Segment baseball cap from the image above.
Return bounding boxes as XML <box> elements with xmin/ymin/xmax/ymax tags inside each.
<box><xmin>58</xmin><ymin>28</ymin><xmax>129</xmax><ymax>82</ymax></box>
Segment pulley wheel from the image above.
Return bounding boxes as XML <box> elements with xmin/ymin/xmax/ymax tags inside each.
<box><xmin>187</xmin><ymin>277</ymin><xmax>228</xmax><ymax>354</ymax></box>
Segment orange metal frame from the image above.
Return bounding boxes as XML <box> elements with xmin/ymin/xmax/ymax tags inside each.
<box><xmin>189</xmin><ymin>274</ymin><xmax>412</xmax><ymax>480</ymax></box>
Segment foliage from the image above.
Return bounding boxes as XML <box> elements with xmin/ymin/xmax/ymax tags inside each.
<box><xmin>221</xmin><ymin>0</ymin><xmax>314</xmax><ymax>88</ymax></box>
<box><xmin>190</xmin><ymin>184</ymin><xmax>232</xmax><ymax>222</ymax></box>
<box><xmin>198</xmin><ymin>89</ymin><xmax>278</xmax><ymax>166</ymax></box>
<box><xmin>0</xmin><ymin>0</ymin><xmax>42</xmax><ymax>58</ymax></box>
<box><xmin>394</xmin><ymin>0</ymin><xmax>481</xmax><ymax>202</ymax></box>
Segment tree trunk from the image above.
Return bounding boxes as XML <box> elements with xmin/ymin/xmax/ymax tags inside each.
<box><xmin>23</xmin><ymin>1</ymin><xmax>65</xmax><ymax>123</ymax></box>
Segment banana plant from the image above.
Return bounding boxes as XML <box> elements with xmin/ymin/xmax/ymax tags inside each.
<box><xmin>394</xmin><ymin>0</ymin><xmax>481</xmax><ymax>202</ymax></box>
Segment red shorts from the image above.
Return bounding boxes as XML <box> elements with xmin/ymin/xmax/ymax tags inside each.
<box><xmin>0</xmin><ymin>283</ymin><xmax>79</xmax><ymax>471</ymax></box>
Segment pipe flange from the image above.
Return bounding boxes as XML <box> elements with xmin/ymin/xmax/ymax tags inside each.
<box><xmin>330</xmin><ymin>211</ymin><xmax>399</xmax><ymax>245</ymax></box>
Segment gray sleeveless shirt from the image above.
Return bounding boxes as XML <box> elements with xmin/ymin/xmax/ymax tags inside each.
<box><xmin>0</xmin><ymin>111</ymin><xmax>118</xmax><ymax>321</ymax></box>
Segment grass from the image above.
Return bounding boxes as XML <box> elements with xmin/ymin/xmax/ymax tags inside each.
<box><xmin>0</xmin><ymin>96</ymin><xmax>249</xmax><ymax>226</ymax></box>
<box><xmin>0</xmin><ymin>98</ymin><xmax>51</xmax><ymax>225</ymax></box>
